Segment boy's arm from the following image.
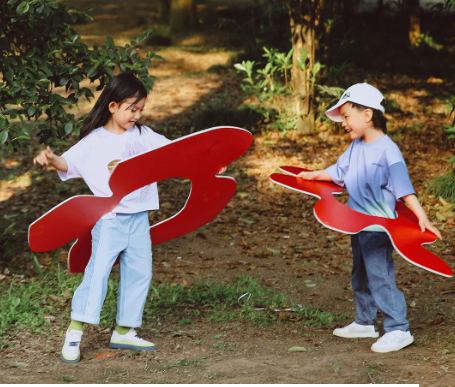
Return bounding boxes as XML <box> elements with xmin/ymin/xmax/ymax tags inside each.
<box><xmin>33</xmin><ymin>146</ymin><xmax>68</xmax><ymax>172</ymax></box>
<box><xmin>402</xmin><ymin>194</ymin><xmax>442</xmax><ymax>240</ymax></box>
<box><xmin>297</xmin><ymin>169</ymin><xmax>333</xmax><ymax>182</ymax></box>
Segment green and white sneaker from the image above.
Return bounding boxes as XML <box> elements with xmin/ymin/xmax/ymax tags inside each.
<box><xmin>109</xmin><ymin>328</ymin><xmax>156</xmax><ymax>350</ymax></box>
<box><xmin>61</xmin><ymin>329</ymin><xmax>83</xmax><ymax>363</ymax></box>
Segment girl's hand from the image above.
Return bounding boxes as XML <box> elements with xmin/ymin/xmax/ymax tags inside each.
<box><xmin>217</xmin><ymin>166</ymin><xmax>227</xmax><ymax>175</ymax></box>
<box><xmin>419</xmin><ymin>217</ymin><xmax>442</xmax><ymax>240</ymax></box>
<box><xmin>33</xmin><ymin>146</ymin><xmax>54</xmax><ymax>166</ymax></box>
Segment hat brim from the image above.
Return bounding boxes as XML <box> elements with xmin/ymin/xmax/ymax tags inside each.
<box><xmin>325</xmin><ymin>101</ymin><xmax>345</xmax><ymax>122</ymax></box>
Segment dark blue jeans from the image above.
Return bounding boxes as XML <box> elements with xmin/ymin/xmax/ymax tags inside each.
<box><xmin>351</xmin><ymin>231</ymin><xmax>409</xmax><ymax>332</ymax></box>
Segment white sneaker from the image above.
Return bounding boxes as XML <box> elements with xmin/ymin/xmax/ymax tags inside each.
<box><xmin>60</xmin><ymin>329</ymin><xmax>83</xmax><ymax>363</ymax></box>
<box><xmin>371</xmin><ymin>330</ymin><xmax>414</xmax><ymax>353</ymax></box>
<box><xmin>333</xmin><ymin>322</ymin><xmax>379</xmax><ymax>338</ymax></box>
<box><xmin>109</xmin><ymin>328</ymin><xmax>156</xmax><ymax>350</ymax></box>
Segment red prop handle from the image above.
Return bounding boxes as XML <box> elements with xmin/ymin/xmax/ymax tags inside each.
<box><xmin>29</xmin><ymin>127</ymin><xmax>253</xmax><ymax>273</ymax></box>
<box><xmin>270</xmin><ymin>166</ymin><xmax>452</xmax><ymax>278</ymax></box>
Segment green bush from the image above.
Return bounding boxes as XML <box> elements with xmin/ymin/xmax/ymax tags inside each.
<box><xmin>0</xmin><ymin>0</ymin><xmax>161</xmax><ymax>156</ymax></box>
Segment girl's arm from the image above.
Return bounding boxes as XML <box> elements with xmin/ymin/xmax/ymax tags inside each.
<box><xmin>33</xmin><ymin>146</ymin><xmax>68</xmax><ymax>172</ymax></box>
<box><xmin>402</xmin><ymin>194</ymin><xmax>442</xmax><ymax>240</ymax></box>
<box><xmin>297</xmin><ymin>169</ymin><xmax>333</xmax><ymax>181</ymax></box>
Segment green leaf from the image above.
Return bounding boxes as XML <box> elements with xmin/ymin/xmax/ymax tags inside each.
<box><xmin>0</xmin><ymin>131</ymin><xmax>8</xmax><ymax>144</ymax></box>
<box><xmin>300</xmin><ymin>47</ymin><xmax>308</xmax><ymax>64</ymax></box>
<box><xmin>240</xmin><ymin>218</ymin><xmax>255</xmax><ymax>224</ymax></box>
<box><xmin>64</xmin><ymin>122</ymin><xmax>73</xmax><ymax>135</ymax></box>
<box><xmin>15</xmin><ymin>134</ymin><xmax>31</xmax><ymax>140</ymax></box>
<box><xmin>234</xmin><ymin>63</ymin><xmax>246</xmax><ymax>72</ymax></box>
<box><xmin>266</xmin><ymin>246</ymin><xmax>281</xmax><ymax>256</ymax></box>
<box><xmin>5</xmin><ymin>68</ymin><xmax>14</xmax><ymax>82</ymax></box>
<box><xmin>87</xmin><ymin>67</ymin><xmax>97</xmax><ymax>78</ymax></box>
<box><xmin>288</xmin><ymin>346</ymin><xmax>308</xmax><ymax>352</ymax></box>
<box><xmin>60</xmin><ymin>77</ymin><xmax>69</xmax><ymax>86</ymax></box>
<box><xmin>296</xmin><ymin>58</ymin><xmax>306</xmax><ymax>71</ymax></box>
<box><xmin>27</xmin><ymin>105</ymin><xmax>37</xmax><ymax>116</ymax></box>
<box><xmin>30</xmin><ymin>252</ymin><xmax>43</xmax><ymax>277</ymax></box>
<box><xmin>16</xmin><ymin>2</ymin><xmax>29</xmax><ymax>16</ymax></box>
<box><xmin>285</xmin><ymin>47</ymin><xmax>295</xmax><ymax>62</ymax></box>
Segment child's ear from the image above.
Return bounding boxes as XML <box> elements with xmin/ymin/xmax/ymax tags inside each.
<box><xmin>108</xmin><ymin>102</ymin><xmax>118</xmax><ymax>114</ymax></box>
<box><xmin>364</xmin><ymin>108</ymin><xmax>373</xmax><ymax>123</ymax></box>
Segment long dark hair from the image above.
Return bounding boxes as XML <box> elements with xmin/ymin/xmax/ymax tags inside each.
<box><xmin>351</xmin><ymin>100</ymin><xmax>388</xmax><ymax>134</ymax></box>
<box><xmin>80</xmin><ymin>72</ymin><xmax>148</xmax><ymax>139</ymax></box>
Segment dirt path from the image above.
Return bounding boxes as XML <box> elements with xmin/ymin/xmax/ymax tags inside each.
<box><xmin>2</xmin><ymin>0</ymin><xmax>455</xmax><ymax>384</ymax></box>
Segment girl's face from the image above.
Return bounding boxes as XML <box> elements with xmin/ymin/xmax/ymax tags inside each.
<box><xmin>339</xmin><ymin>103</ymin><xmax>373</xmax><ymax>141</ymax></box>
<box><xmin>105</xmin><ymin>97</ymin><xmax>146</xmax><ymax>134</ymax></box>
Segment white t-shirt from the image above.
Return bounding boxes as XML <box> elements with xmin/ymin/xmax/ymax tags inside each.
<box><xmin>58</xmin><ymin>126</ymin><xmax>171</xmax><ymax>216</ymax></box>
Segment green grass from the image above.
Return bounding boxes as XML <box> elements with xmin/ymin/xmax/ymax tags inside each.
<box><xmin>0</xmin><ymin>266</ymin><xmax>82</xmax><ymax>347</ymax></box>
<box><xmin>426</xmin><ymin>170</ymin><xmax>455</xmax><ymax>204</ymax></box>
<box><xmin>0</xmin><ymin>271</ymin><xmax>345</xmax><ymax>347</ymax></box>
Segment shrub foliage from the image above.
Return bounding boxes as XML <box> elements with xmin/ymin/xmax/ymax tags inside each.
<box><xmin>0</xmin><ymin>0</ymin><xmax>161</xmax><ymax>155</ymax></box>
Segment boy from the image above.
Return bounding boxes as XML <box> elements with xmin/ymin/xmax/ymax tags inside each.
<box><xmin>298</xmin><ymin>83</ymin><xmax>441</xmax><ymax>353</ymax></box>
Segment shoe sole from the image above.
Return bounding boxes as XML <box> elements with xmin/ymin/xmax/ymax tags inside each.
<box><xmin>333</xmin><ymin>331</ymin><xmax>379</xmax><ymax>338</ymax></box>
<box><xmin>60</xmin><ymin>351</ymin><xmax>80</xmax><ymax>364</ymax></box>
<box><xmin>109</xmin><ymin>342</ymin><xmax>156</xmax><ymax>350</ymax></box>
<box><xmin>371</xmin><ymin>337</ymin><xmax>414</xmax><ymax>353</ymax></box>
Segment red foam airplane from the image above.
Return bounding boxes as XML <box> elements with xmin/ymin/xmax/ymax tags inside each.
<box><xmin>270</xmin><ymin>166</ymin><xmax>452</xmax><ymax>278</ymax></box>
<box><xmin>29</xmin><ymin>127</ymin><xmax>253</xmax><ymax>273</ymax></box>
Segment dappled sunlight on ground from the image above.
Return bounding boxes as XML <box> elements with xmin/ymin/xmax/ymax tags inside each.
<box><xmin>0</xmin><ymin>171</ymin><xmax>32</xmax><ymax>203</ymax></box>
<box><xmin>151</xmin><ymin>48</ymin><xmax>235</xmax><ymax>76</ymax></box>
<box><xmin>145</xmin><ymin>74</ymin><xmax>223</xmax><ymax>121</ymax></box>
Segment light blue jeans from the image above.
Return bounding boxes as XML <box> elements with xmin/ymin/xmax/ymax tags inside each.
<box><xmin>71</xmin><ymin>212</ymin><xmax>152</xmax><ymax>327</ymax></box>
<box><xmin>351</xmin><ymin>231</ymin><xmax>409</xmax><ymax>332</ymax></box>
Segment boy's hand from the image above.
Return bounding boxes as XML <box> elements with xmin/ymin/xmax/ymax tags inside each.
<box><xmin>33</xmin><ymin>146</ymin><xmax>54</xmax><ymax>166</ymax></box>
<box><xmin>217</xmin><ymin>166</ymin><xmax>227</xmax><ymax>175</ymax></box>
<box><xmin>297</xmin><ymin>170</ymin><xmax>332</xmax><ymax>182</ymax></box>
<box><xmin>419</xmin><ymin>217</ymin><xmax>442</xmax><ymax>240</ymax></box>
<box><xmin>297</xmin><ymin>171</ymin><xmax>318</xmax><ymax>180</ymax></box>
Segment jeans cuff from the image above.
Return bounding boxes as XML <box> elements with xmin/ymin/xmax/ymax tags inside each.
<box><xmin>71</xmin><ymin>312</ymin><xmax>100</xmax><ymax>325</ymax></box>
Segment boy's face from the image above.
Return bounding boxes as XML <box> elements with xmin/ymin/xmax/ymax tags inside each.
<box><xmin>339</xmin><ymin>103</ymin><xmax>372</xmax><ymax>141</ymax></box>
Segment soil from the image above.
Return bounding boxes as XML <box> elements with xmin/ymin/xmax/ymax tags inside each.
<box><xmin>1</xmin><ymin>0</ymin><xmax>455</xmax><ymax>384</ymax></box>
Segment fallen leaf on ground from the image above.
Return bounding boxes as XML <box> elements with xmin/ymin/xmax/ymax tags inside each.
<box><xmin>427</xmin><ymin>317</ymin><xmax>445</xmax><ymax>326</ymax></box>
<box><xmin>97</xmin><ymin>352</ymin><xmax>116</xmax><ymax>358</ymax></box>
<box><xmin>288</xmin><ymin>346</ymin><xmax>308</xmax><ymax>352</ymax></box>
<box><xmin>44</xmin><ymin>315</ymin><xmax>55</xmax><ymax>323</ymax></box>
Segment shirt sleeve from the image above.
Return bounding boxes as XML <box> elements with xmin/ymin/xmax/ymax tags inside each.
<box><xmin>388</xmin><ymin>161</ymin><xmax>415</xmax><ymax>199</ymax></box>
<box><xmin>57</xmin><ymin>142</ymin><xmax>84</xmax><ymax>181</ymax></box>
<box><xmin>143</xmin><ymin>126</ymin><xmax>172</xmax><ymax>149</ymax></box>
<box><xmin>326</xmin><ymin>143</ymin><xmax>353</xmax><ymax>187</ymax></box>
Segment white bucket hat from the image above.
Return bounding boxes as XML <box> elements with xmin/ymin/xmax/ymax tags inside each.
<box><xmin>325</xmin><ymin>83</ymin><xmax>385</xmax><ymax>122</ymax></box>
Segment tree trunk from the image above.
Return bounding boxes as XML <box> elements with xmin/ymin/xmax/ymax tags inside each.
<box><xmin>289</xmin><ymin>0</ymin><xmax>323</xmax><ymax>134</ymax></box>
<box><xmin>407</xmin><ymin>0</ymin><xmax>420</xmax><ymax>46</ymax></box>
<box><xmin>170</xmin><ymin>0</ymin><xmax>197</xmax><ymax>32</ymax></box>
<box><xmin>158</xmin><ymin>0</ymin><xmax>171</xmax><ymax>24</ymax></box>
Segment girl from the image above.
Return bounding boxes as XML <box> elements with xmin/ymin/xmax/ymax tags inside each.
<box><xmin>34</xmin><ymin>72</ymin><xmax>171</xmax><ymax>363</ymax></box>
<box><xmin>298</xmin><ymin>83</ymin><xmax>441</xmax><ymax>353</ymax></box>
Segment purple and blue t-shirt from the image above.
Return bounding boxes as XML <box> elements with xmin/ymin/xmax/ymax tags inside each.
<box><xmin>326</xmin><ymin>135</ymin><xmax>415</xmax><ymax>231</ymax></box>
